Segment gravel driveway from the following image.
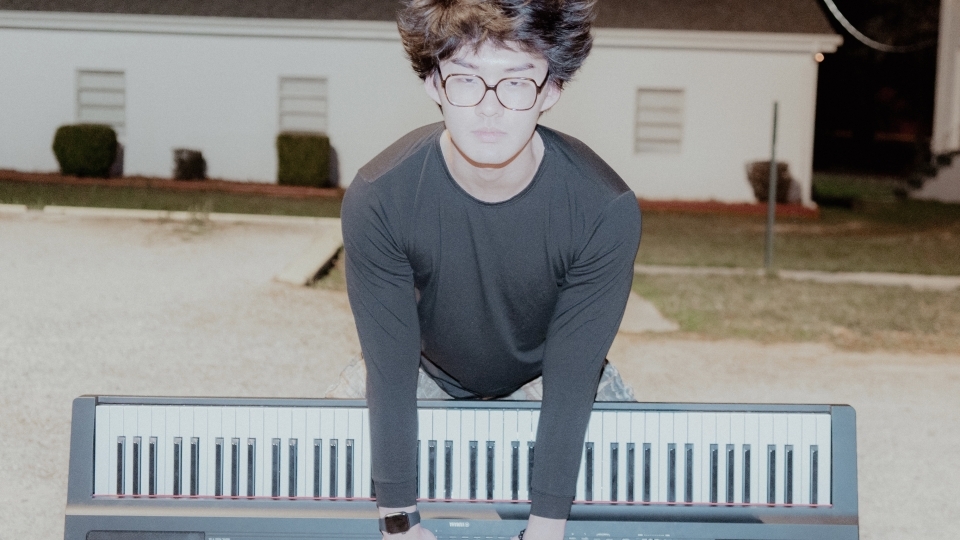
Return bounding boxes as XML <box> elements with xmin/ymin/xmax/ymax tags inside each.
<box><xmin>1</xmin><ymin>211</ymin><xmax>957</xmax><ymax>540</ymax></box>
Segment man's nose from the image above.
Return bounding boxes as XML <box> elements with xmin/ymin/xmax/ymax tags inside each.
<box><xmin>476</xmin><ymin>87</ymin><xmax>504</xmax><ymax>117</ymax></box>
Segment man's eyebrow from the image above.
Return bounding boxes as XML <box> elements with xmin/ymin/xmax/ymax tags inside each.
<box><xmin>448</xmin><ymin>59</ymin><xmax>537</xmax><ymax>73</ymax></box>
<box><xmin>504</xmin><ymin>63</ymin><xmax>536</xmax><ymax>73</ymax></box>
<box><xmin>451</xmin><ymin>59</ymin><xmax>479</xmax><ymax>70</ymax></box>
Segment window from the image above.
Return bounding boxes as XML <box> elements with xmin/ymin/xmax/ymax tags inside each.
<box><xmin>635</xmin><ymin>88</ymin><xmax>684</xmax><ymax>153</ymax></box>
<box><xmin>77</xmin><ymin>70</ymin><xmax>126</xmax><ymax>137</ymax></box>
<box><xmin>279</xmin><ymin>77</ymin><xmax>328</xmax><ymax>133</ymax></box>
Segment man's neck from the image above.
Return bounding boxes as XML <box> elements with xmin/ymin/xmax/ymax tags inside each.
<box><xmin>440</xmin><ymin>130</ymin><xmax>545</xmax><ymax>203</ymax></box>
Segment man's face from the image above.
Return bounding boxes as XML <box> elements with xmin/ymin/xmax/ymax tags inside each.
<box><xmin>424</xmin><ymin>42</ymin><xmax>561</xmax><ymax>169</ymax></box>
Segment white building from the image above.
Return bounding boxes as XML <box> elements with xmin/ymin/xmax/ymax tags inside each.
<box><xmin>914</xmin><ymin>0</ymin><xmax>960</xmax><ymax>203</ymax></box>
<box><xmin>0</xmin><ymin>0</ymin><xmax>840</xmax><ymax>204</ymax></box>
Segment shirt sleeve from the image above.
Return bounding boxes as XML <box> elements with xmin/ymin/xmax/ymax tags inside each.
<box><xmin>529</xmin><ymin>191</ymin><xmax>642</xmax><ymax>518</ymax></box>
<box><xmin>341</xmin><ymin>177</ymin><xmax>421</xmax><ymax>509</ymax></box>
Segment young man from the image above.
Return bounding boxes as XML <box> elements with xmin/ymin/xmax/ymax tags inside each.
<box><xmin>340</xmin><ymin>1</ymin><xmax>641</xmax><ymax>538</ymax></box>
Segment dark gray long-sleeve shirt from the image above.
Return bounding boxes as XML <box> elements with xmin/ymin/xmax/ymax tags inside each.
<box><xmin>341</xmin><ymin>123</ymin><xmax>641</xmax><ymax>519</ymax></box>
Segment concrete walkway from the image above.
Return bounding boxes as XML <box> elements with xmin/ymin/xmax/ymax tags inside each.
<box><xmin>635</xmin><ymin>263</ymin><xmax>960</xmax><ymax>291</ymax></box>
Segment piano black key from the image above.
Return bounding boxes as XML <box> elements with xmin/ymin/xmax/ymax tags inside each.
<box><xmin>767</xmin><ymin>444</ymin><xmax>776</xmax><ymax>505</ymax></box>
<box><xmin>684</xmin><ymin>443</ymin><xmax>694</xmax><ymax>504</ymax></box>
<box><xmin>485</xmin><ymin>441</ymin><xmax>495</xmax><ymax>500</ymax></box>
<box><xmin>667</xmin><ymin>443</ymin><xmax>676</xmax><ymax>503</ymax></box>
<box><xmin>346</xmin><ymin>439</ymin><xmax>354</xmax><ymax>498</ymax></box>
<box><xmin>173</xmin><ymin>437</ymin><xmax>183</xmax><ymax>497</ymax></box>
<box><xmin>810</xmin><ymin>445</ymin><xmax>819</xmax><ymax>505</ymax></box>
<box><xmin>246</xmin><ymin>438</ymin><xmax>256</xmax><ymax>497</ymax></box>
<box><xmin>527</xmin><ymin>442</ymin><xmax>535</xmax><ymax>500</ymax></box>
<box><xmin>610</xmin><ymin>442</ymin><xmax>619</xmax><ymax>502</ymax></box>
<box><xmin>313</xmin><ymin>439</ymin><xmax>321</xmax><ymax>498</ymax></box>
<box><xmin>190</xmin><ymin>437</ymin><xmax>200</xmax><ymax>496</ymax></box>
<box><xmin>469</xmin><ymin>441</ymin><xmax>478</xmax><ymax>500</ymax></box>
<box><xmin>444</xmin><ymin>441</ymin><xmax>453</xmax><ymax>500</ymax></box>
<box><xmin>148</xmin><ymin>436</ymin><xmax>157</xmax><ymax>497</ymax></box>
<box><xmin>642</xmin><ymin>443</ymin><xmax>651</xmax><ymax>503</ymax></box>
<box><xmin>742</xmin><ymin>444</ymin><xmax>751</xmax><ymax>504</ymax></box>
<box><xmin>288</xmin><ymin>439</ymin><xmax>298</xmax><ymax>498</ymax></box>
<box><xmin>785</xmin><ymin>444</ymin><xmax>794</xmax><ymax>504</ymax></box>
<box><xmin>427</xmin><ymin>440</ymin><xmax>437</xmax><ymax>500</ymax></box>
<box><xmin>626</xmin><ymin>443</ymin><xmax>635</xmax><ymax>502</ymax></box>
<box><xmin>116</xmin><ymin>436</ymin><xmax>125</xmax><ymax>495</ymax></box>
<box><xmin>511</xmin><ymin>441</ymin><xmax>519</xmax><ymax>501</ymax></box>
<box><xmin>231</xmin><ymin>438</ymin><xmax>240</xmax><ymax>497</ymax></box>
<box><xmin>584</xmin><ymin>442</ymin><xmax>594</xmax><ymax>501</ymax></box>
<box><xmin>132</xmin><ymin>436</ymin><xmax>141</xmax><ymax>496</ymax></box>
<box><xmin>271</xmin><ymin>438</ymin><xmax>281</xmax><ymax>498</ymax></box>
<box><xmin>214</xmin><ymin>438</ymin><xmax>223</xmax><ymax>497</ymax></box>
<box><xmin>726</xmin><ymin>444</ymin><xmax>735</xmax><ymax>504</ymax></box>
<box><xmin>709</xmin><ymin>444</ymin><xmax>718</xmax><ymax>504</ymax></box>
<box><xmin>328</xmin><ymin>439</ymin><xmax>338</xmax><ymax>498</ymax></box>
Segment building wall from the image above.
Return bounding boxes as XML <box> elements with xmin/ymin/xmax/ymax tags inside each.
<box><xmin>543</xmin><ymin>45</ymin><xmax>821</xmax><ymax>204</ymax></box>
<box><xmin>0</xmin><ymin>23</ymin><xmax>440</xmax><ymax>184</ymax></box>
<box><xmin>0</xmin><ymin>14</ymin><xmax>835</xmax><ymax>204</ymax></box>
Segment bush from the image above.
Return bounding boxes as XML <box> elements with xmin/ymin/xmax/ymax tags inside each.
<box><xmin>277</xmin><ymin>132</ymin><xmax>331</xmax><ymax>188</ymax></box>
<box><xmin>173</xmin><ymin>149</ymin><xmax>207</xmax><ymax>181</ymax></box>
<box><xmin>746</xmin><ymin>161</ymin><xmax>800</xmax><ymax>204</ymax></box>
<box><xmin>52</xmin><ymin>124</ymin><xmax>118</xmax><ymax>177</ymax></box>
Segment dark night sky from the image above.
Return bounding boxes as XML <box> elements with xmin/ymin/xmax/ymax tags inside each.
<box><xmin>813</xmin><ymin>0</ymin><xmax>942</xmax><ymax>175</ymax></box>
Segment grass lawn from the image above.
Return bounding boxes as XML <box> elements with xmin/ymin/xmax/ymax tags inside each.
<box><xmin>634</xmin><ymin>273</ymin><xmax>960</xmax><ymax>354</ymax></box>
<box><xmin>638</xmin><ymin>174</ymin><xmax>960</xmax><ymax>275</ymax></box>
<box><xmin>0</xmin><ymin>179</ymin><xmax>342</xmax><ymax>217</ymax></box>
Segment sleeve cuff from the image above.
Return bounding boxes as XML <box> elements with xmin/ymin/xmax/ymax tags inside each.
<box><xmin>529</xmin><ymin>489</ymin><xmax>574</xmax><ymax>519</ymax></box>
<box><xmin>372</xmin><ymin>478</ymin><xmax>419</xmax><ymax>509</ymax></box>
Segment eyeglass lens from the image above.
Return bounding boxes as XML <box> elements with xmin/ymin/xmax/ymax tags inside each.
<box><xmin>444</xmin><ymin>75</ymin><xmax>539</xmax><ymax>110</ymax></box>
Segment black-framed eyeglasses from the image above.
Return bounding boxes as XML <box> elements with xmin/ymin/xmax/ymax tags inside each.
<box><xmin>437</xmin><ymin>68</ymin><xmax>550</xmax><ymax>111</ymax></box>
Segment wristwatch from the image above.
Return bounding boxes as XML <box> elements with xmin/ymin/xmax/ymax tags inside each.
<box><xmin>379</xmin><ymin>510</ymin><xmax>421</xmax><ymax>534</ymax></box>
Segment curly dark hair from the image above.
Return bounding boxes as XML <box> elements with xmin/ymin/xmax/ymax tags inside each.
<box><xmin>397</xmin><ymin>0</ymin><xmax>598</xmax><ymax>89</ymax></box>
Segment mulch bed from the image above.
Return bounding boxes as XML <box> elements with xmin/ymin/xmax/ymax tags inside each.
<box><xmin>0</xmin><ymin>169</ymin><xmax>345</xmax><ymax>200</ymax></box>
<box><xmin>2</xmin><ymin>169</ymin><xmax>819</xmax><ymax>217</ymax></box>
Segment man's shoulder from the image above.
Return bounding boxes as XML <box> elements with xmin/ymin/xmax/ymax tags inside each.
<box><xmin>355</xmin><ymin>123</ymin><xmax>444</xmax><ymax>185</ymax></box>
<box><xmin>538</xmin><ymin>125</ymin><xmax>633</xmax><ymax>200</ymax></box>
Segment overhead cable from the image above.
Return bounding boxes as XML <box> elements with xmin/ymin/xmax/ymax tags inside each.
<box><xmin>821</xmin><ymin>0</ymin><xmax>937</xmax><ymax>53</ymax></box>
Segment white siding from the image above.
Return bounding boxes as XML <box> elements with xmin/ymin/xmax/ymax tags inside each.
<box><xmin>635</xmin><ymin>88</ymin><xmax>684</xmax><ymax>154</ymax></box>
<box><xmin>279</xmin><ymin>77</ymin><xmax>327</xmax><ymax>133</ymax></box>
<box><xmin>77</xmin><ymin>70</ymin><xmax>125</xmax><ymax>136</ymax></box>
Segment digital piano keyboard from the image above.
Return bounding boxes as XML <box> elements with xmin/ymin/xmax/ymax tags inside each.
<box><xmin>65</xmin><ymin>396</ymin><xmax>859</xmax><ymax>540</ymax></box>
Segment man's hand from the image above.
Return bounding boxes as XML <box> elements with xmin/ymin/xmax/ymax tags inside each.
<box><xmin>509</xmin><ymin>515</ymin><xmax>567</xmax><ymax>540</ymax></box>
<box><xmin>378</xmin><ymin>505</ymin><xmax>437</xmax><ymax>540</ymax></box>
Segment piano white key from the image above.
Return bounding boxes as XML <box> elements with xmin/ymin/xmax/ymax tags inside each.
<box><xmin>219</xmin><ymin>407</ymin><xmax>236</xmax><ymax>497</ymax></box>
<box><xmin>254</xmin><ymin>407</ymin><xmax>271</xmax><ymax>497</ymax></box>
<box><xmin>458</xmin><ymin>408</ymin><xmax>475</xmax><ymax>500</ymax></box>
<box><xmin>233</xmin><ymin>408</ymin><xmax>251</xmax><ymax>497</ymax></box>
<box><xmin>474</xmin><ymin>409</ymin><xmax>491</xmax><ymax>501</ymax></box>
<box><xmin>106</xmin><ymin>406</ymin><xmax>125</xmax><ymax>496</ymax></box>
<box><xmin>344</xmin><ymin>407</ymin><xmax>362</xmax><ymax>499</ymax></box>
<box><xmin>700</xmin><ymin>412</ymin><xmax>716</xmax><ymax>504</ymax></box>
<box><xmin>416</xmin><ymin>408</ymin><xmax>431</xmax><ymax>500</ymax></box>
<box><xmin>135</xmin><ymin>406</ymin><xmax>153</xmax><ymax>496</ymax></box>
<box><xmin>759</xmin><ymin>413</ymin><xmax>776</xmax><ymax>504</ymax></box>
<box><xmin>800</xmin><ymin>413</ymin><xmax>816</xmax><ymax>505</ymax></box>
<box><xmin>516</xmin><ymin>409</ymin><xmax>533</xmax><ymax>501</ymax></box>
<box><xmin>606</xmin><ymin>411</ymin><xmax>626</xmax><ymax>502</ymax></box>
<box><xmin>120</xmin><ymin>406</ymin><xmax>139</xmax><ymax>497</ymax></box>
<box><xmin>358</xmin><ymin>408</ymin><xmax>372</xmax><ymax>499</ymax></box>
<box><xmin>816</xmin><ymin>413</ymin><xmax>832</xmax><ymax>505</ymax></box>
<box><xmin>160</xmin><ymin>408</ymin><xmax>181</xmax><ymax>496</ymax></box>
<box><xmin>673</xmin><ymin>412</ymin><xmax>688</xmax><ymax>504</ymax></box>
<box><xmin>94</xmin><ymin>406</ymin><xmax>110</xmax><ymax>495</ymax></box>
<box><xmin>729</xmin><ymin>413</ymin><xmax>744</xmax><ymax>504</ymax></box>
<box><xmin>334</xmin><ymin>408</ymin><xmax>352</xmax><ymax>499</ymax></box>
<box><xmin>205</xmin><ymin>407</ymin><xmax>222</xmax><ymax>497</ymax></box>
<box><xmin>431</xmin><ymin>408</ymin><xmax>449</xmax><ymax>500</ymax></box>
<box><xmin>658</xmin><ymin>412</ymin><xmax>673</xmax><ymax>503</ymax></box>
<box><xmin>290</xmin><ymin>407</ymin><xmax>307</xmax><ymax>498</ymax></box>
<box><xmin>585</xmin><ymin>412</ymin><xmax>602</xmax><ymax>501</ymax></box>
<box><xmin>191</xmin><ymin>407</ymin><xmax>207</xmax><ymax>496</ymax></box>
<box><xmin>772</xmin><ymin>413</ymin><xmax>789</xmax><ymax>505</ymax></box>
<box><xmin>687</xmin><ymin>412</ymin><xmax>703</xmax><ymax>504</ymax></box>
<box><xmin>785</xmin><ymin>414</ymin><xmax>803</xmax><ymax>505</ymax></box>
<box><xmin>273</xmin><ymin>407</ymin><xmax>292</xmax><ymax>498</ymax></box>
<box><xmin>627</xmin><ymin>410</ymin><xmax>644</xmax><ymax>502</ymax></box>
<box><xmin>529</xmin><ymin>408</ymin><xmax>540</xmax><ymax>499</ymax></box>
<box><xmin>502</xmin><ymin>409</ymin><xmax>518</xmax><ymax>501</ymax></box>
<box><xmin>643</xmin><ymin>411</ymin><xmax>658</xmax><ymax>502</ymax></box>
<box><xmin>487</xmin><ymin>409</ymin><xmax>504</xmax><ymax>501</ymax></box>
<box><xmin>306</xmin><ymin>407</ymin><xmax>321</xmax><ymax>498</ymax></box>
<box><xmin>743</xmin><ymin>413</ymin><xmax>760</xmax><ymax>504</ymax></box>
<box><xmin>715</xmin><ymin>413</ymin><xmax>731</xmax><ymax>504</ymax></box>
<box><xmin>318</xmin><ymin>407</ymin><xmax>334</xmax><ymax>497</ymax></box>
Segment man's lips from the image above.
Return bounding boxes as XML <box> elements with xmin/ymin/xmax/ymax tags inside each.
<box><xmin>472</xmin><ymin>129</ymin><xmax>507</xmax><ymax>142</ymax></box>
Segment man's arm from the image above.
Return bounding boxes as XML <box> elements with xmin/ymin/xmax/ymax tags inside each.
<box><xmin>528</xmin><ymin>192</ymin><xmax>642</xmax><ymax>526</ymax></box>
<box><xmin>341</xmin><ymin>179</ymin><xmax>423</xmax><ymax>515</ymax></box>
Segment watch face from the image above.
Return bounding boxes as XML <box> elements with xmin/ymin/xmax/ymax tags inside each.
<box><xmin>383</xmin><ymin>512</ymin><xmax>411</xmax><ymax>534</ymax></box>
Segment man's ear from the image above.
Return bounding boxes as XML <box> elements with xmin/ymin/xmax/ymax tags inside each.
<box><xmin>539</xmin><ymin>81</ymin><xmax>562</xmax><ymax>113</ymax></box>
<box><xmin>424</xmin><ymin>72</ymin><xmax>443</xmax><ymax>106</ymax></box>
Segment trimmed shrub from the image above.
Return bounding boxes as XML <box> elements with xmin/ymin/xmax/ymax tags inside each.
<box><xmin>52</xmin><ymin>124</ymin><xmax>118</xmax><ymax>177</ymax></box>
<box><xmin>173</xmin><ymin>149</ymin><xmax>207</xmax><ymax>181</ymax></box>
<box><xmin>277</xmin><ymin>132</ymin><xmax>331</xmax><ymax>188</ymax></box>
<box><xmin>746</xmin><ymin>161</ymin><xmax>801</xmax><ymax>204</ymax></box>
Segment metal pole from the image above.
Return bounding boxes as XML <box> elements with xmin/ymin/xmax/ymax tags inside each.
<box><xmin>764</xmin><ymin>102</ymin><xmax>779</xmax><ymax>272</ymax></box>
